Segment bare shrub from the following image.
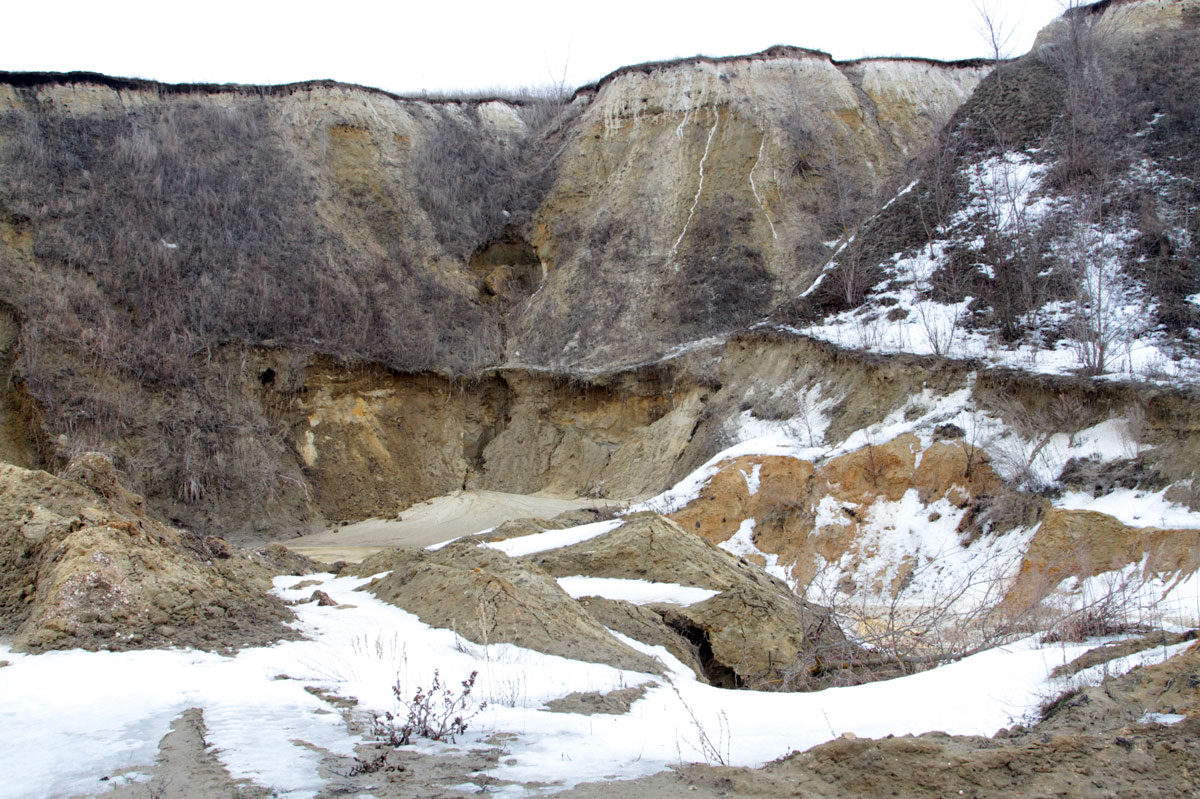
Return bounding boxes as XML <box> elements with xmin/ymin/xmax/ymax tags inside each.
<box><xmin>1040</xmin><ymin>574</ymin><xmax>1153</xmax><ymax>644</ymax></box>
<box><xmin>670</xmin><ymin>197</ymin><xmax>774</xmax><ymax>337</ymax></box>
<box><xmin>372</xmin><ymin>670</ymin><xmax>487</xmax><ymax>746</ymax></box>
<box><xmin>412</xmin><ymin>103</ymin><xmax>562</xmax><ymax>259</ymax></box>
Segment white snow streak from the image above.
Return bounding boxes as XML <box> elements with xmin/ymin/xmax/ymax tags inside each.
<box><xmin>556</xmin><ymin>576</ymin><xmax>719</xmax><ymax>606</ymax></box>
<box><xmin>668</xmin><ymin>107</ymin><xmax>720</xmax><ymax>270</ymax></box>
<box><xmin>484</xmin><ymin>519</ymin><xmax>623</xmax><ymax>557</ymax></box>
<box><xmin>749</xmin><ymin>127</ymin><xmax>778</xmax><ymax>239</ymax></box>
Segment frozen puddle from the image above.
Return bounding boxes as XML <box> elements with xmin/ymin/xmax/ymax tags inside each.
<box><xmin>0</xmin><ymin>567</ymin><xmax>1187</xmax><ymax>799</ymax></box>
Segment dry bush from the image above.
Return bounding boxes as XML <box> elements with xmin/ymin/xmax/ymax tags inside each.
<box><xmin>670</xmin><ymin>198</ymin><xmax>774</xmax><ymax>338</ymax></box>
<box><xmin>412</xmin><ymin>102</ymin><xmax>564</xmax><ymax>259</ymax></box>
<box><xmin>0</xmin><ymin>97</ymin><xmax>516</xmax><ymax>525</ymax></box>
<box><xmin>372</xmin><ymin>669</ymin><xmax>487</xmax><ymax>746</ymax></box>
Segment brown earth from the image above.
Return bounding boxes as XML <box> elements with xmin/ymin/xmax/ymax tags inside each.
<box><xmin>347</xmin><ymin>542</ymin><xmax>663</xmax><ymax>673</ymax></box>
<box><xmin>0</xmin><ymin>453</ymin><xmax>302</xmax><ymax>653</ymax></box>
<box><xmin>524</xmin><ymin>514</ymin><xmax>856</xmax><ymax>689</ymax></box>
<box><xmin>103</xmin><ymin>708</ymin><xmax>271</xmax><ymax>799</ymax></box>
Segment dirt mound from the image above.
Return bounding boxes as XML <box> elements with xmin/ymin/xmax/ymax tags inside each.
<box><xmin>576</xmin><ymin>596</ymin><xmax>707</xmax><ymax>679</ymax></box>
<box><xmin>543</xmin><ymin>684</ymin><xmax>651</xmax><ymax>716</ymax></box>
<box><xmin>248</xmin><ymin>542</ymin><xmax>323</xmax><ymax>576</ymax></box>
<box><xmin>349</xmin><ymin>544</ymin><xmax>662</xmax><ymax>673</ymax></box>
<box><xmin>529</xmin><ymin>512</ymin><xmax>790</xmax><ymax>592</ymax></box>
<box><xmin>0</xmin><ymin>456</ymin><xmax>297</xmax><ymax>653</ymax></box>
<box><xmin>526</xmin><ymin>514</ymin><xmax>856</xmax><ymax>689</ymax></box>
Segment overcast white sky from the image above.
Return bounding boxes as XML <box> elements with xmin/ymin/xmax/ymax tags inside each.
<box><xmin>5</xmin><ymin>1</ymin><xmax>1068</xmax><ymax>94</ymax></box>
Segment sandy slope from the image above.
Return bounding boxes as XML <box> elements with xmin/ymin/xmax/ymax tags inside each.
<box><xmin>283</xmin><ymin>490</ymin><xmax>624</xmax><ymax>562</ymax></box>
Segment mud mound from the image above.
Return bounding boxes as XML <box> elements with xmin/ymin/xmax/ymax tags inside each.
<box><xmin>529</xmin><ymin>513</ymin><xmax>789</xmax><ymax>592</ymax></box>
<box><xmin>248</xmin><ymin>542</ymin><xmax>323</xmax><ymax>576</ymax></box>
<box><xmin>0</xmin><ymin>456</ymin><xmax>296</xmax><ymax>653</ymax></box>
<box><xmin>661</xmin><ymin>591</ymin><xmax>851</xmax><ymax>691</ymax></box>
<box><xmin>543</xmin><ymin>684</ymin><xmax>651</xmax><ymax>716</ymax></box>
<box><xmin>527</xmin><ymin>514</ymin><xmax>855</xmax><ymax>689</ymax></box>
<box><xmin>576</xmin><ymin>596</ymin><xmax>706</xmax><ymax>679</ymax></box>
<box><xmin>351</xmin><ymin>544</ymin><xmax>662</xmax><ymax>673</ymax></box>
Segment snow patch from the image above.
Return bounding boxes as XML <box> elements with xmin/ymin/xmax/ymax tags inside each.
<box><xmin>740</xmin><ymin>463</ymin><xmax>762</xmax><ymax>495</ymax></box>
<box><xmin>5</xmin><ymin>568</ymin><xmax>1196</xmax><ymax>798</ymax></box>
<box><xmin>484</xmin><ymin>519</ymin><xmax>623</xmax><ymax>557</ymax></box>
<box><xmin>1055</xmin><ymin>487</ymin><xmax>1200</xmax><ymax>530</ymax></box>
<box><xmin>718</xmin><ymin>519</ymin><xmax>795</xmax><ymax>588</ymax></box>
<box><xmin>556</xmin><ymin>576</ymin><xmax>719</xmax><ymax>606</ymax></box>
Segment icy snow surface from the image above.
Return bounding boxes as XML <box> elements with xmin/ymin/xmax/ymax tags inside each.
<box><xmin>3</xmin><ymin>566</ymin><xmax>1185</xmax><ymax>799</ymax></box>
<box><xmin>556</xmin><ymin>576</ymin><xmax>719</xmax><ymax>606</ymax></box>
<box><xmin>787</xmin><ymin>151</ymin><xmax>1200</xmax><ymax>384</ymax></box>
<box><xmin>484</xmin><ymin>519</ymin><xmax>623</xmax><ymax>557</ymax></box>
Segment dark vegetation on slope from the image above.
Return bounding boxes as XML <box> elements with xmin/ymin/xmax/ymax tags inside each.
<box><xmin>671</xmin><ymin>197</ymin><xmax>775</xmax><ymax>340</ymax></box>
<box><xmin>0</xmin><ymin>100</ymin><xmax>501</xmax><ymax>376</ymax></box>
<box><xmin>0</xmin><ymin>99</ymin><xmax>514</xmax><ymax>532</ymax></box>
<box><xmin>776</xmin><ymin>24</ymin><xmax>1200</xmax><ymax>357</ymax></box>
<box><xmin>413</xmin><ymin>100</ymin><xmax>568</xmax><ymax>259</ymax></box>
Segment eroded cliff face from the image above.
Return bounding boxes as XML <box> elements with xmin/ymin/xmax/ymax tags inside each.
<box><xmin>286</xmin><ymin>363</ymin><xmax>707</xmax><ymax>522</ymax></box>
<box><xmin>0</xmin><ymin>49</ymin><xmax>989</xmax><ymax>538</ymax></box>
<box><xmin>1033</xmin><ymin>0</ymin><xmax>1200</xmax><ymax>45</ymax></box>
<box><xmin>515</xmin><ymin>49</ymin><xmax>988</xmax><ymax>369</ymax></box>
<box><xmin>2</xmin><ymin>0</ymin><xmax>1195</xmax><ymax>544</ymax></box>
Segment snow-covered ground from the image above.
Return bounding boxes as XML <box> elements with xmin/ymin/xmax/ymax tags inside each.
<box><xmin>785</xmin><ymin>151</ymin><xmax>1200</xmax><ymax>384</ymax></box>
<box><xmin>0</xmin><ymin>567</ymin><xmax>1185</xmax><ymax>799</ymax></box>
<box><xmin>6</xmin><ymin>359</ymin><xmax>1200</xmax><ymax>798</ymax></box>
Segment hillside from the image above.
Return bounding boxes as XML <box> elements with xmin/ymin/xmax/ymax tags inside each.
<box><xmin>1</xmin><ymin>1</ymin><xmax>1200</xmax><ymax>798</ymax></box>
<box><xmin>0</xmin><ymin>45</ymin><xmax>988</xmax><ymax>538</ymax></box>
